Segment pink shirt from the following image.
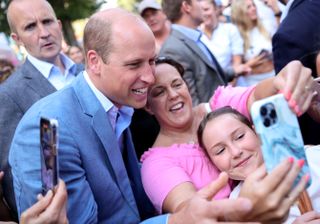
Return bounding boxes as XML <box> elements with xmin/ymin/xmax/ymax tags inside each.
<box><xmin>141</xmin><ymin>85</ymin><xmax>256</xmax><ymax>213</ymax></box>
<box><xmin>141</xmin><ymin>144</ymin><xmax>230</xmax><ymax>213</ymax></box>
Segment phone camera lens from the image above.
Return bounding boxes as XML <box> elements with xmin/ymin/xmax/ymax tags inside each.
<box><xmin>270</xmin><ymin>109</ymin><xmax>276</xmax><ymax>119</ymax></box>
<box><xmin>260</xmin><ymin>106</ymin><xmax>267</xmax><ymax>116</ymax></box>
<box><xmin>263</xmin><ymin>118</ymin><xmax>271</xmax><ymax>127</ymax></box>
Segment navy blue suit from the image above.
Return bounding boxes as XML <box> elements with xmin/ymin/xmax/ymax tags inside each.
<box><xmin>272</xmin><ymin>0</ymin><xmax>320</xmax><ymax>145</ymax></box>
<box><xmin>272</xmin><ymin>0</ymin><xmax>320</xmax><ymax>74</ymax></box>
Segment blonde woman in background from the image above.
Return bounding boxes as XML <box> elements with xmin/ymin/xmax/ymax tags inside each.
<box><xmin>231</xmin><ymin>0</ymin><xmax>275</xmax><ymax>87</ymax></box>
<box><xmin>200</xmin><ymin>0</ymin><xmax>251</xmax><ymax>83</ymax></box>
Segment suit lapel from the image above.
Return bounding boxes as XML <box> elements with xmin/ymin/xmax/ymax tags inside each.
<box><xmin>22</xmin><ymin>59</ymin><xmax>56</xmax><ymax>97</ymax></box>
<box><xmin>73</xmin><ymin>74</ymin><xmax>139</xmax><ymax>217</ymax></box>
<box><xmin>172</xmin><ymin>29</ymin><xmax>217</xmax><ymax>70</ymax></box>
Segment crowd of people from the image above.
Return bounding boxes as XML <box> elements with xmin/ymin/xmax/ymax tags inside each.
<box><xmin>0</xmin><ymin>0</ymin><xmax>320</xmax><ymax>223</ymax></box>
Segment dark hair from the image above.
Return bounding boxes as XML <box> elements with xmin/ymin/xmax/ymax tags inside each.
<box><xmin>155</xmin><ymin>56</ymin><xmax>185</xmax><ymax>77</ymax></box>
<box><xmin>197</xmin><ymin>106</ymin><xmax>253</xmax><ymax>151</ymax></box>
<box><xmin>162</xmin><ymin>0</ymin><xmax>191</xmax><ymax>23</ymax></box>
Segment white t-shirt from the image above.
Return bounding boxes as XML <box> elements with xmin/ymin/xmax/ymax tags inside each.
<box><xmin>201</xmin><ymin>23</ymin><xmax>243</xmax><ymax>70</ymax></box>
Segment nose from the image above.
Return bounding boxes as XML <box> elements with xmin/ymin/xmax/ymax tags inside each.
<box><xmin>141</xmin><ymin>64</ymin><xmax>155</xmax><ymax>85</ymax></box>
<box><xmin>39</xmin><ymin>24</ymin><xmax>50</xmax><ymax>38</ymax></box>
<box><xmin>167</xmin><ymin>87</ymin><xmax>179</xmax><ymax>99</ymax></box>
<box><xmin>230</xmin><ymin>144</ymin><xmax>243</xmax><ymax>158</ymax></box>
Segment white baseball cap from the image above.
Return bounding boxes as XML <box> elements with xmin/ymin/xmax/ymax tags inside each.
<box><xmin>138</xmin><ymin>0</ymin><xmax>161</xmax><ymax>15</ymax></box>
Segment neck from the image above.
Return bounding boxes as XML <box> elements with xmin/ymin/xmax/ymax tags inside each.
<box><xmin>175</xmin><ymin>16</ymin><xmax>200</xmax><ymax>30</ymax></box>
<box><xmin>154</xmin><ymin>23</ymin><xmax>171</xmax><ymax>41</ymax></box>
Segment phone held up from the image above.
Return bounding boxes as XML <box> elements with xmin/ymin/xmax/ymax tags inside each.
<box><xmin>40</xmin><ymin>117</ymin><xmax>59</xmax><ymax>195</ymax></box>
<box><xmin>250</xmin><ymin>94</ymin><xmax>312</xmax><ymax>188</ymax></box>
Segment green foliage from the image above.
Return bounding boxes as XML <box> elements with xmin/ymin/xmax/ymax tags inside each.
<box><xmin>47</xmin><ymin>0</ymin><xmax>103</xmax><ymax>21</ymax></box>
<box><xmin>0</xmin><ymin>0</ymin><xmax>10</xmax><ymax>34</ymax></box>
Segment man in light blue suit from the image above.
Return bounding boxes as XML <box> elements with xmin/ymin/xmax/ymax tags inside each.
<box><xmin>9</xmin><ymin>7</ymin><xmax>256</xmax><ymax>224</ymax></box>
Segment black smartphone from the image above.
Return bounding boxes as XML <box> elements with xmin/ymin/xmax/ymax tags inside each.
<box><xmin>40</xmin><ymin>117</ymin><xmax>59</xmax><ymax>194</ymax></box>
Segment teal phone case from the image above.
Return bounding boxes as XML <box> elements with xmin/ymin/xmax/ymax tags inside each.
<box><xmin>250</xmin><ymin>94</ymin><xmax>311</xmax><ymax>187</ymax></box>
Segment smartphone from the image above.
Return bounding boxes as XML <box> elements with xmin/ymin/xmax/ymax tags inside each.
<box><xmin>250</xmin><ymin>94</ymin><xmax>311</xmax><ymax>188</ymax></box>
<box><xmin>40</xmin><ymin>117</ymin><xmax>59</xmax><ymax>194</ymax></box>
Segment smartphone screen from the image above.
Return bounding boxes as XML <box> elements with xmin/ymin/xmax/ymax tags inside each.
<box><xmin>250</xmin><ymin>94</ymin><xmax>311</xmax><ymax>188</ymax></box>
<box><xmin>40</xmin><ymin>117</ymin><xmax>59</xmax><ymax>194</ymax></box>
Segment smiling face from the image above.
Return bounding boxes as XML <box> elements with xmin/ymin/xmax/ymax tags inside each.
<box><xmin>201</xmin><ymin>113</ymin><xmax>263</xmax><ymax>180</ymax></box>
<box><xmin>146</xmin><ymin>62</ymin><xmax>193</xmax><ymax>130</ymax></box>
<box><xmin>8</xmin><ymin>0</ymin><xmax>62</xmax><ymax>63</ymax></box>
<box><xmin>245</xmin><ymin>0</ymin><xmax>257</xmax><ymax>21</ymax></box>
<box><xmin>200</xmin><ymin>0</ymin><xmax>218</xmax><ymax>28</ymax></box>
<box><xmin>86</xmin><ymin>11</ymin><xmax>156</xmax><ymax>109</ymax></box>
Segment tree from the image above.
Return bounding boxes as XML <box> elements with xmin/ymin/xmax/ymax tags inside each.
<box><xmin>0</xmin><ymin>0</ymin><xmax>10</xmax><ymax>35</ymax></box>
<box><xmin>48</xmin><ymin>0</ymin><xmax>103</xmax><ymax>45</ymax></box>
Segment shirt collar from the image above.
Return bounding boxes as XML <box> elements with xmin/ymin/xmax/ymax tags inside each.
<box><xmin>27</xmin><ymin>53</ymin><xmax>77</xmax><ymax>78</ymax></box>
<box><xmin>172</xmin><ymin>24</ymin><xmax>202</xmax><ymax>42</ymax></box>
<box><xmin>27</xmin><ymin>54</ymin><xmax>54</xmax><ymax>79</ymax></box>
<box><xmin>83</xmin><ymin>70</ymin><xmax>134</xmax><ymax>116</ymax></box>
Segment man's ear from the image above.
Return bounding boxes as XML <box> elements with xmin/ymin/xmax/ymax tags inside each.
<box><xmin>11</xmin><ymin>32</ymin><xmax>23</xmax><ymax>47</ymax></box>
<box><xmin>181</xmin><ymin>0</ymin><xmax>192</xmax><ymax>14</ymax></box>
<box><xmin>86</xmin><ymin>50</ymin><xmax>101</xmax><ymax>75</ymax></box>
<box><xmin>57</xmin><ymin>19</ymin><xmax>62</xmax><ymax>30</ymax></box>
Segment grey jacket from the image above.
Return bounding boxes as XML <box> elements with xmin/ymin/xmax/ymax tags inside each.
<box><xmin>159</xmin><ymin>29</ymin><xmax>227</xmax><ymax>105</ymax></box>
<box><xmin>0</xmin><ymin>58</ymin><xmax>82</xmax><ymax>219</ymax></box>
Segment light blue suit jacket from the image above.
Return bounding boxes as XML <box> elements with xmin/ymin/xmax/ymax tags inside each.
<box><xmin>9</xmin><ymin>73</ymin><xmax>167</xmax><ymax>223</ymax></box>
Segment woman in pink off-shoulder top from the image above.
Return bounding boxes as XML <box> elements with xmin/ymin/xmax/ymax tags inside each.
<box><xmin>140</xmin><ymin>56</ymin><xmax>316</xmax><ymax>222</ymax></box>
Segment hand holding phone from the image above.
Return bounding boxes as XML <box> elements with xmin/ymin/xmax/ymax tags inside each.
<box><xmin>250</xmin><ymin>94</ymin><xmax>311</xmax><ymax>188</ymax></box>
<box><xmin>40</xmin><ymin>117</ymin><xmax>59</xmax><ymax>194</ymax></box>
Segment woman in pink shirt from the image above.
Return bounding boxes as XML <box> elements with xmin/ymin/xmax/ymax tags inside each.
<box><xmin>141</xmin><ymin>56</ymin><xmax>315</xmax><ymax>222</ymax></box>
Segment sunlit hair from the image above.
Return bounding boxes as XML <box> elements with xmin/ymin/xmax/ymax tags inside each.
<box><xmin>231</xmin><ymin>0</ymin><xmax>270</xmax><ymax>52</ymax></box>
<box><xmin>197</xmin><ymin>106</ymin><xmax>254</xmax><ymax>152</ymax></box>
<box><xmin>83</xmin><ymin>14</ymin><xmax>113</xmax><ymax>64</ymax></box>
<box><xmin>162</xmin><ymin>0</ymin><xmax>191</xmax><ymax>23</ymax></box>
<box><xmin>155</xmin><ymin>56</ymin><xmax>185</xmax><ymax>77</ymax></box>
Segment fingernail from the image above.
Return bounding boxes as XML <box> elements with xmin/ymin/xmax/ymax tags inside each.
<box><xmin>288</xmin><ymin>157</ymin><xmax>294</xmax><ymax>163</ymax></box>
<box><xmin>46</xmin><ymin>190</ymin><xmax>53</xmax><ymax>197</ymax></box>
<box><xmin>305</xmin><ymin>174</ymin><xmax>310</xmax><ymax>182</ymax></box>
<box><xmin>37</xmin><ymin>193</ymin><xmax>43</xmax><ymax>200</ymax></box>
<box><xmin>294</xmin><ymin>105</ymin><xmax>301</xmax><ymax>115</ymax></box>
<box><xmin>285</xmin><ymin>91</ymin><xmax>292</xmax><ymax>100</ymax></box>
<box><xmin>297</xmin><ymin>159</ymin><xmax>305</xmax><ymax>168</ymax></box>
<box><xmin>289</xmin><ymin>99</ymin><xmax>297</xmax><ymax>108</ymax></box>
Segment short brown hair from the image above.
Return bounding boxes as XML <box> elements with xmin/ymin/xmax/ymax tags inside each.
<box><xmin>83</xmin><ymin>15</ymin><xmax>113</xmax><ymax>64</ymax></box>
<box><xmin>162</xmin><ymin>0</ymin><xmax>191</xmax><ymax>23</ymax></box>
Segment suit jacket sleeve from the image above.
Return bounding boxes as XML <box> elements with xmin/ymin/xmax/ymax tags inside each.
<box><xmin>9</xmin><ymin>111</ymin><xmax>98</xmax><ymax>223</ymax></box>
<box><xmin>272</xmin><ymin>0</ymin><xmax>320</xmax><ymax>74</ymax></box>
<box><xmin>0</xmin><ymin>92</ymin><xmax>23</xmax><ymax>216</ymax></box>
